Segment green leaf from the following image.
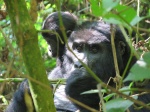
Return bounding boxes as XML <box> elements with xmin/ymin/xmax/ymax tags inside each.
<box><xmin>115</xmin><ymin>5</ymin><xmax>136</xmax><ymax>23</ymax></box>
<box><xmin>104</xmin><ymin>86</ymin><xmax>131</xmax><ymax>102</ymax></box>
<box><xmin>115</xmin><ymin>5</ymin><xmax>142</xmax><ymax>25</ymax></box>
<box><xmin>90</xmin><ymin>0</ymin><xmax>103</xmax><ymax>16</ymax></box>
<box><xmin>103</xmin><ymin>12</ymin><xmax>126</xmax><ymax>25</ymax></box>
<box><xmin>124</xmin><ymin>52</ymin><xmax>150</xmax><ymax>82</ymax></box>
<box><xmin>103</xmin><ymin>4</ymin><xmax>142</xmax><ymax>25</ymax></box>
<box><xmin>104</xmin><ymin>93</ymin><xmax>115</xmax><ymax>102</ymax></box>
<box><xmin>90</xmin><ymin>0</ymin><xmax>120</xmax><ymax>16</ymax></box>
<box><xmin>106</xmin><ymin>98</ymin><xmax>133</xmax><ymax>112</ymax></box>
<box><xmin>102</xmin><ymin>0</ymin><xmax>120</xmax><ymax>13</ymax></box>
<box><xmin>143</xmin><ymin>52</ymin><xmax>150</xmax><ymax>64</ymax></box>
<box><xmin>130</xmin><ymin>16</ymin><xmax>143</xmax><ymax>26</ymax></box>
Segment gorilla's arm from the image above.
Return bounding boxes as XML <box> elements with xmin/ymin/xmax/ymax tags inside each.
<box><xmin>6</xmin><ymin>71</ymin><xmax>77</xmax><ymax>112</ymax></box>
<box><xmin>6</xmin><ymin>80</ymin><xmax>32</xmax><ymax>112</ymax></box>
<box><xmin>65</xmin><ymin>69</ymin><xmax>99</xmax><ymax>111</ymax></box>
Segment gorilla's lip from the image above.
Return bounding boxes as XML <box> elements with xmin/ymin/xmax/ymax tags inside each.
<box><xmin>71</xmin><ymin>67</ymin><xmax>94</xmax><ymax>77</ymax></box>
<box><xmin>74</xmin><ymin>67</ymin><xmax>87</xmax><ymax>72</ymax></box>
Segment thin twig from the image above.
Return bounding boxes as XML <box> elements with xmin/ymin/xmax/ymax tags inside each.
<box><xmin>110</xmin><ymin>24</ymin><xmax>122</xmax><ymax>89</ymax></box>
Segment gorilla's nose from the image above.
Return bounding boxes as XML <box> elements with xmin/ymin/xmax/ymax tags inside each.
<box><xmin>74</xmin><ymin>61</ymin><xmax>83</xmax><ymax>68</ymax></box>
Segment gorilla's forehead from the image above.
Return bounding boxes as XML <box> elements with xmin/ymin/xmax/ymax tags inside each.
<box><xmin>70</xmin><ymin>29</ymin><xmax>110</xmax><ymax>44</ymax></box>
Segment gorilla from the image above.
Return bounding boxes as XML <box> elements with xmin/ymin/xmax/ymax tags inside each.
<box><xmin>6</xmin><ymin>12</ymin><xmax>150</xmax><ymax>112</ymax></box>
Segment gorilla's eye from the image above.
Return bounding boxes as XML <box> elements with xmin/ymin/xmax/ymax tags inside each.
<box><xmin>76</xmin><ymin>44</ymin><xmax>83</xmax><ymax>52</ymax></box>
<box><xmin>73</xmin><ymin>43</ymin><xmax>84</xmax><ymax>52</ymax></box>
<box><xmin>89</xmin><ymin>44</ymin><xmax>99</xmax><ymax>53</ymax></box>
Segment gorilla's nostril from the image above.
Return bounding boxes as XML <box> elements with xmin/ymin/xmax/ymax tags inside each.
<box><xmin>74</xmin><ymin>61</ymin><xmax>83</xmax><ymax>68</ymax></box>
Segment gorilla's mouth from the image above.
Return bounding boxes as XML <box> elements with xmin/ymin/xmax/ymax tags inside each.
<box><xmin>67</xmin><ymin>68</ymin><xmax>98</xmax><ymax>90</ymax></box>
<box><xmin>74</xmin><ymin>67</ymin><xmax>87</xmax><ymax>72</ymax></box>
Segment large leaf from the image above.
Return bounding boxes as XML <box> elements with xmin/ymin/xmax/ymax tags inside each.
<box><xmin>102</xmin><ymin>0</ymin><xmax>120</xmax><ymax>13</ymax></box>
<box><xmin>90</xmin><ymin>0</ymin><xmax>120</xmax><ymax>17</ymax></box>
<box><xmin>143</xmin><ymin>52</ymin><xmax>150</xmax><ymax>64</ymax></box>
<box><xmin>124</xmin><ymin>52</ymin><xmax>150</xmax><ymax>82</ymax></box>
<box><xmin>103</xmin><ymin>13</ymin><xmax>126</xmax><ymax>25</ymax></box>
<box><xmin>90</xmin><ymin>0</ymin><xmax>143</xmax><ymax>25</ymax></box>
<box><xmin>106</xmin><ymin>98</ymin><xmax>133</xmax><ymax>112</ymax></box>
<box><xmin>104</xmin><ymin>5</ymin><xmax>142</xmax><ymax>25</ymax></box>
<box><xmin>90</xmin><ymin>0</ymin><xmax>103</xmax><ymax>16</ymax></box>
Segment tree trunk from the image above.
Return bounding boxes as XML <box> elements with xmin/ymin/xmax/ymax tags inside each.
<box><xmin>4</xmin><ymin>0</ymin><xmax>56</xmax><ymax>111</ymax></box>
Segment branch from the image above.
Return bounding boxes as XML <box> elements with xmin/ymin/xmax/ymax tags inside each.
<box><xmin>3</xmin><ymin>0</ymin><xmax>56</xmax><ymax>111</ymax></box>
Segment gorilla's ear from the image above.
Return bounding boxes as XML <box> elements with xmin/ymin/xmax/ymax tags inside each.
<box><xmin>119</xmin><ymin>41</ymin><xmax>126</xmax><ymax>55</ymax></box>
<box><xmin>42</xmin><ymin>12</ymin><xmax>77</xmax><ymax>57</ymax></box>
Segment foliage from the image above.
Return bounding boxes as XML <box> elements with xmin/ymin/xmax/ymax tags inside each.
<box><xmin>105</xmin><ymin>98</ymin><xmax>133</xmax><ymax>112</ymax></box>
<box><xmin>90</xmin><ymin>0</ymin><xmax>143</xmax><ymax>26</ymax></box>
<box><xmin>125</xmin><ymin>52</ymin><xmax>150</xmax><ymax>81</ymax></box>
<box><xmin>0</xmin><ymin>0</ymin><xmax>150</xmax><ymax>112</ymax></box>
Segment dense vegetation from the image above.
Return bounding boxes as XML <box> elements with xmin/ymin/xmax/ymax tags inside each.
<box><xmin>0</xmin><ymin>0</ymin><xmax>150</xmax><ymax>111</ymax></box>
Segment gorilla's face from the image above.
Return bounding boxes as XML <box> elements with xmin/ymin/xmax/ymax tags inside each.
<box><xmin>65</xmin><ymin>29</ymin><xmax>124</xmax><ymax>82</ymax></box>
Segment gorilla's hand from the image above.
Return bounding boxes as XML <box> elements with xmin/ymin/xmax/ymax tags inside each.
<box><xmin>65</xmin><ymin>69</ymin><xmax>99</xmax><ymax>111</ymax></box>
